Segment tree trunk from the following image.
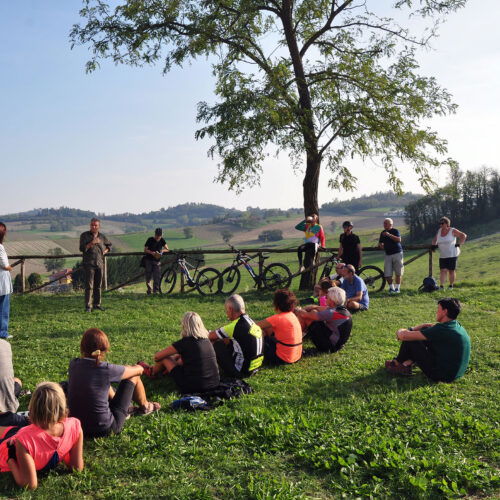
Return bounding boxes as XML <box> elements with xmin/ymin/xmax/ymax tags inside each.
<box><xmin>300</xmin><ymin>151</ymin><xmax>321</xmax><ymax>290</ymax></box>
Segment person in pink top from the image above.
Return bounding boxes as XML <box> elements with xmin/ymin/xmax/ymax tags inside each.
<box><xmin>0</xmin><ymin>382</ymin><xmax>83</xmax><ymax>490</ymax></box>
<box><xmin>257</xmin><ymin>289</ymin><xmax>303</xmax><ymax>365</ymax></box>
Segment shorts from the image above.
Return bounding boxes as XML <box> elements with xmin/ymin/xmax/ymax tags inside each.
<box><xmin>169</xmin><ymin>365</ymin><xmax>219</xmax><ymax>395</ymax></box>
<box><xmin>384</xmin><ymin>252</ymin><xmax>404</xmax><ymax>277</ymax></box>
<box><xmin>85</xmin><ymin>379</ymin><xmax>135</xmax><ymax>438</ymax></box>
<box><xmin>439</xmin><ymin>257</ymin><xmax>458</xmax><ymax>271</ymax></box>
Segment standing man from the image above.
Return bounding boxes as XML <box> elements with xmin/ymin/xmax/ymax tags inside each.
<box><xmin>340</xmin><ymin>264</ymin><xmax>369</xmax><ymax>311</ymax></box>
<box><xmin>144</xmin><ymin>228</ymin><xmax>169</xmax><ymax>295</ymax></box>
<box><xmin>338</xmin><ymin>221</ymin><xmax>362</xmax><ymax>270</ymax></box>
<box><xmin>378</xmin><ymin>218</ymin><xmax>404</xmax><ymax>293</ymax></box>
<box><xmin>79</xmin><ymin>218</ymin><xmax>112</xmax><ymax>312</ymax></box>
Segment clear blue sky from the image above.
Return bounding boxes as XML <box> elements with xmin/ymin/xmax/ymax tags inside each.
<box><xmin>1</xmin><ymin>0</ymin><xmax>498</xmax><ymax>214</ymax></box>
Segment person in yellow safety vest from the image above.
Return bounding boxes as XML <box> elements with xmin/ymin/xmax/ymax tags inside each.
<box><xmin>208</xmin><ymin>294</ymin><xmax>263</xmax><ymax>378</ymax></box>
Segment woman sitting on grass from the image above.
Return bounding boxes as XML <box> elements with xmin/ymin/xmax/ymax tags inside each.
<box><xmin>257</xmin><ymin>289</ymin><xmax>303</xmax><ymax>365</ymax></box>
<box><xmin>0</xmin><ymin>381</ymin><xmax>83</xmax><ymax>490</ymax></box>
<box><xmin>138</xmin><ymin>312</ymin><xmax>220</xmax><ymax>394</ymax></box>
<box><xmin>68</xmin><ymin>328</ymin><xmax>160</xmax><ymax>438</ymax></box>
<box><xmin>297</xmin><ymin>287</ymin><xmax>352</xmax><ymax>353</ymax></box>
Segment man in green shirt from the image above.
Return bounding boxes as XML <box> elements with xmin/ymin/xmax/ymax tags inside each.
<box><xmin>79</xmin><ymin>218</ymin><xmax>112</xmax><ymax>312</ymax></box>
<box><xmin>385</xmin><ymin>298</ymin><xmax>470</xmax><ymax>382</ymax></box>
<box><xmin>209</xmin><ymin>294</ymin><xmax>263</xmax><ymax>378</ymax></box>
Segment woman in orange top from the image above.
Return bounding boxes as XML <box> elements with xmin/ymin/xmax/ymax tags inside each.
<box><xmin>257</xmin><ymin>289</ymin><xmax>303</xmax><ymax>365</ymax></box>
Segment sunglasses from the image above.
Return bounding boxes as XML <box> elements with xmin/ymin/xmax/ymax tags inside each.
<box><xmin>439</xmin><ymin>221</ymin><xmax>446</xmax><ymax>225</ymax></box>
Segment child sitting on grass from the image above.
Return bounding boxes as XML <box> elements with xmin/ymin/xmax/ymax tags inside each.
<box><xmin>0</xmin><ymin>381</ymin><xmax>84</xmax><ymax>490</ymax></box>
<box><xmin>138</xmin><ymin>312</ymin><xmax>220</xmax><ymax>394</ymax></box>
<box><xmin>68</xmin><ymin>328</ymin><xmax>160</xmax><ymax>438</ymax></box>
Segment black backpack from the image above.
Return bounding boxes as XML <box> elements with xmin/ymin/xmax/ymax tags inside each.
<box><xmin>419</xmin><ymin>276</ymin><xmax>439</xmax><ymax>292</ymax></box>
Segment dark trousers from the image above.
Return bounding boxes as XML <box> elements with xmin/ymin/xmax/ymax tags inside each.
<box><xmin>308</xmin><ymin>322</ymin><xmax>337</xmax><ymax>352</ymax></box>
<box><xmin>84</xmin><ymin>265</ymin><xmax>103</xmax><ymax>308</ymax></box>
<box><xmin>213</xmin><ymin>340</ymin><xmax>241</xmax><ymax>378</ymax></box>
<box><xmin>396</xmin><ymin>341</ymin><xmax>440</xmax><ymax>381</ymax></box>
<box><xmin>145</xmin><ymin>259</ymin><xmax>161</xmax><ymax>294</ymax></box>
<box><xmin>297</xmin><ymin>242</ymin><xmax>317</xmax><ymax>267</ymax></box>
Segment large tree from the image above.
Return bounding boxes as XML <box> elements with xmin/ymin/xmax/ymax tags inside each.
<box><xmin>71</xmin><ymin>0</ymin><xmax>464</xmax><ymax>217</ymax></box>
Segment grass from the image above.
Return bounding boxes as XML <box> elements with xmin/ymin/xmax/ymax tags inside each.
<box><xmin>1</xmin><ymin>277</ymin><xmax>499</xmax><ymax>498</ymax></box>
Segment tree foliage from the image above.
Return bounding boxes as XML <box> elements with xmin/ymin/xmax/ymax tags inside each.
<box><xmin>71</xmin><ymin>0</ymin><xmax>465</xmax><ymax>216</ymax></box>
<box><xmin>183</xmin><ymin>227</ymin><xmax>194</xmax><ymax>238</ymax></box>
<box><xmin>44</xmin><ymin>248</ymin><xmax>66</xmax><ymax>272</ymax></box>
<box><xmin>221</xmin><ymin>230</ymin><xmax>233</xmax><ymax>243</ymax></box>
<box><xmin>405</xmin><ymin>166</ymin><xmax>500</xmax><ymax>242</ymax></box>
<box><xmin>258</xmin><ymin>229</ymin><xmax>283</xmax><ymax>242</ymax></box>
<box><xmin>28</xmin><ymin>273</ymin><xmax>43</xmax><ymax>290</ymax></box>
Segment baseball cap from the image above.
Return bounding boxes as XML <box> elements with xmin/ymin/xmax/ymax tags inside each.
<box><xmin>342</xmin><ymin>221</ymin><xmax>353</xmax><ymax>228</ymax></box>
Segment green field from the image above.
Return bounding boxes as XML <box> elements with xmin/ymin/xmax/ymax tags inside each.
<box><xmin>1</xmin><ymin>232</ymin><xmax>499</xmax><ymax>498</ymax></box>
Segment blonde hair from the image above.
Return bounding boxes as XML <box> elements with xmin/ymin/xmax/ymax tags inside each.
<box><xmin>28</xmin><ymin>382</ymin><xmax>68</xmax><ymax>429</ymax></box>
<box><xmin>327</xmin><ymin>287</ymin><xmax>346</xmax><ymax>307</ymax></box>
<box><xmin>181</xmin><ymin>312</ymin><xmax>209</xmax><ymax>339</ymax></box>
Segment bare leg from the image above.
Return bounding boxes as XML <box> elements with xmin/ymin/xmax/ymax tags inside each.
<box><xmin>108</xmin><ymin>386</ymin><xmax>116</xmax><ymax>400</ymax></box>
<box><xmin>346</xmin><ymin>299</ymin><xmax>361</xmax><ymax>311</ymax></box>
<box><xmin>386</xmin><ymin>277</ymin><xmax>393</xmax><ymax>285</ymax></box>
<box><xmin>449</xmin><ymin>270</ymin><xmax>456</xmax><ymax>286</ymax></box>
<box><xmin>395</xmin><ymin>275</ymin><xmax>401</xmax><ymax>285</ymax></box>
<box><xmin>440</xmin><ymin>269</ymin><xmax>447</xmax><ymax>286</ymax></box>
<box><xmin>130</xmin><ymin>375</ymin><xmax>148</xmax><ymax>407</ymax></box>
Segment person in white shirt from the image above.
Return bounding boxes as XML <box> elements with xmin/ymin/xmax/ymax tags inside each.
<box><xmin>0</xmin><ymin>222</ymin><xmax>13</xmax><ymax>339</ymax></box>
<box><xmin>431</xmin><ymin>217</ymin><xmax>467</xmax><ymax>289</ymax></box>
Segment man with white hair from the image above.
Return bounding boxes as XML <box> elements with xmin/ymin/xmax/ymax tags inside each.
<box><xmin>297</xmin><ymin>287</ymin><xmax>352</xmax><ymax>353</ymax></box>
<box><xmin>378</xmin><ymin>218</ymin><xmax>404</xmax><ymax>293</ymax></box>
<box><xmin>209</xmin><ymin>294</ymin><xmax>263</xmax><ymax>377</ymax></box>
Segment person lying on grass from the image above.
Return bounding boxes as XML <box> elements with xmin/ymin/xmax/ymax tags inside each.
<box><xmin>386</xmin><ymin>298</ymin><xmax>471</xmax><ymax>382</ymax></box>
<box><xmin>0</xmin><ymin>381</ymin><xmax>83</xmax><ymax>490</ymax></box>
<box><xmin>256</xmin><ymin>289</ymin><xmax>303</xmax><ymax>365</ymax></box>
<box><xmin>208</xmin><ymin>294</ymin><xmax>264</xmax><ymax>378</ymax></box>
<box><xmin>68</xmin><ymin>328</ymin><xmax>160</xmax><ymax>438</ymax></box>
<box><xmin>138</xmin><ymin>312</ymin><xmax>220</xmax><ymax>394</ymax></box>
<box><xmin>296</xmin><ymin>287</ymin><xmax>352</xmax><ymax>353</ymax></box>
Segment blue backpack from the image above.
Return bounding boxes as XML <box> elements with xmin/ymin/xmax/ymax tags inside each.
<box><xmin>419</xmin><ymin>276</ymin><xmax>439</xmax><ymax>292</ymax></box>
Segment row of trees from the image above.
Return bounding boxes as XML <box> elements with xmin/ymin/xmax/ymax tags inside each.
<box><xmin>405</xmin><ymin>167</ymin><xmax>500</xmax><ymax>242</ymax></box>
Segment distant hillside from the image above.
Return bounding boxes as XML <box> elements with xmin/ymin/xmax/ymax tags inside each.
<box><xmin>321</xmin><ymin>191</ymin><xmax>421</xmax><ymax>214</ymax></box>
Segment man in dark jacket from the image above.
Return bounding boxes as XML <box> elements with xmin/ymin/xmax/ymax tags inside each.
<box><xmin>79</xmin><ymin>218</ymin><xmax>112</xmax><ymax>312</ymax></box>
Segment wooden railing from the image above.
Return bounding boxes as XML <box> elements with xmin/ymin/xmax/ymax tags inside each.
<box><xmin>8</xmin><ymin>245</ymin><xmax>434</xmax><ymax>294</ymax></box>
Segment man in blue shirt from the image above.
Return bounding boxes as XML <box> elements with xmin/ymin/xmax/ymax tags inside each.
<box><xmin>378</xmin><ymin>218</ymin><xmax>404</xmax><ymax>293</ymax></box>
<box><xmin>340</xmin><ymin>264</ymin><xmax>369</xmax><ymax>311</ymax></box>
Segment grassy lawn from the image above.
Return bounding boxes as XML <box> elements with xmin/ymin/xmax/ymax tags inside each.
<box><xmin>1</xmin><ymin>276</ymin><xmax>499</xmax><ymax>498</ymax></box>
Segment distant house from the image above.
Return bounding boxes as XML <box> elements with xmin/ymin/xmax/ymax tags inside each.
<box><xmin>49</xmin><ymin>268</ymin><xmax>73</xmax><ymax>284</ymax></box>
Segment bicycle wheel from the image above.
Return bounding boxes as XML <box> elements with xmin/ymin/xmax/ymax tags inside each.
<box><xmin>262</xmin><ymin>263</ymin><xmax>292</xmax><ymax>290</ymax></box>
<box><xmin>219</xmin><ymin>266</ymin><xmax>241</xmax><ymax>295</ymax></box>
<box><xmin>196</xmin><ymin>268</ymin><xmax>222</xmax><ymax>296</ymax></box>
<box><xmin>320</xmin><ymin>262</ymin><xmax>333</xmax><ymax>280</ymax></box>
<box><xmin>357</xmin><ymin>265</ymin><xmax>386</xmax><ymax>293</ymax></box>
<box><xmin>159</xmin><ymin>268</ymin><xmax>177</xmax><ymax>294</ymax></box>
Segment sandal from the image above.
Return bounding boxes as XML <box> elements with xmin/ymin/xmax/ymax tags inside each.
<box><xmin>136</xmin><ymin>401</ymin><xmax>161</xmax><ymax>416</ymax></box>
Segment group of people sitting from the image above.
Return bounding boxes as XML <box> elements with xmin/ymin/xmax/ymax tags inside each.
<box><xmin>0</xmin><ymin>284</ymin><xmax>471</xmax><ymax>489</ymax></box>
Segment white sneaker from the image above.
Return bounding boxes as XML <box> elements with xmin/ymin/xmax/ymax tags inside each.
<box><xmin>394</xmin><ymin>289</ymin><xmax>401</xmax><ymax>293</ymax></box>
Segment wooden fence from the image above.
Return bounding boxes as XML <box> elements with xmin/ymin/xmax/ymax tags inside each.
<box><xmin>8</xmin><ymin>245</ymin><xmax>434</xmax><ymax>294</ymax></box>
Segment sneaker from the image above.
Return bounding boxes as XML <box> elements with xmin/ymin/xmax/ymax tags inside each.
<box><xmin>388</xmin><ymin>288</ymin><xmax>395</xmax><ymax>294</ymax></box>
<box><xmin>137</xmin><ymin>361</ymin><xmax>154</xmax><ymax>378</ymax></box>
<box><xmin>448</xmin><ymin>284</ymin><xmax>454</xmax><ymax>289</ymax></box>
<box><xmin>439</xmin><ymin>286</ymin><xmax>444</xmax><ymax>290</ymax></box>
<box><xmin>386</xmin><ymin>363</ymin><xmax>412</xmax><ymax>376</ymax></box>
<box><xmin>394</xmin><ymin>289</ymin><xmax>401</xmax><ymax>294</ymax></box>
<box><xmin>93</xmin><ymin>305</ymin><xmax>105</xmax><ymax>311</ymax></box>
<box><xmin>85</xmin><ymin>307</ymin><xmax>92</xmax><ymax>313</ymax></box>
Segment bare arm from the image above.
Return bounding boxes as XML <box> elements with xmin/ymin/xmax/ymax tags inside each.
<box><xmin>154</xmin><ymin>345</ymin><xmax>178</xmax><ymax>362</ymax></box>
<box><xmin>298</xmin><ymin>310</ymin><xmax>321</xmax><ymax>321</ymax></box>
<box><xmin>67</xmin><ymin>431</ymin><xmax>84</xmax><ymax>471</ymax></box>
<box><xmin>256</xmin><ymin>319</ymin><xmax>273</xmax><ymax>336</ymax></box>
<box><xmin>412</xmin><ymin>323</ymin><xmax>434</xmax><ymax>331</ymax></box>
<box><xmin>452</xmin><ymin>229</ymin><xmax>467</xmax><ymax>244</ymax></box>
<box><xmin>121</xmin><ymin>364</ymin><xmax>144</xmax><ymax>379</ymax></box>
<box><xmin>395</xmin><ymin>329</ymin><xmax>427</xmax><ymax>341</ymax></box>
<box><xmin>9</xmin><ymin>441</ymin><xmax>38</xmax><ymax>490</ymax></box>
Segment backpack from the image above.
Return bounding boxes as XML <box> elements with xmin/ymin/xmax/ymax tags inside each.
<box><xmin>419</xmin><ymin>276</ymin><xmax>439</xmax><ymax>292</ymax></box>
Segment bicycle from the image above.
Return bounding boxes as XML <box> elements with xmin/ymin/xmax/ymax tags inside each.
<box><xmin>219</xmin><ymin>245</ymin><xmax>293</xmax><ymax>294</ymax></box>
<box><xmin>318</xmin><ymin>250</ymin><xmax>386</xmax><ymax>293</ymax></box>
<box><xmin>159</xmin><ymin>253</ymin><xmax>221</xmax><ymax>296</ymax></box>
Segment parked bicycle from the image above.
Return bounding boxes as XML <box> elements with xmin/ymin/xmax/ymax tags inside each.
<box><xmin>219</xmin><ymin>245</ymin><xmax>293</xmax><ymax>294</ymax></box>
<box><xmin>159</xmin><ymin>253</ymin><xmax>221</xmax><ymax>296</ymax></box>
<box><xmin>319</xmin><ymin>251</ymin><xmax>386</xmax><ymax>293</ymax></box>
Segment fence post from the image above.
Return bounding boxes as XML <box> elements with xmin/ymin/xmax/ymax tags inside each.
<box><xmin>428</xmin><ymin>248</ymin><xmax>433</xmax><ymax>277</ymax></box>
<box><xmin>103</xmin><ymin>256</ymin><xmax>108</xmax><ymax>291</ymax></box>
<box><xmin>258</xmin><ymin>252</ymin><xmax>265</xmax><ymax>289</ymax></box>
<box><xmin>20</xmin><ymin>260</ymin><xmax>26</xmax><ymax>293</ymax></box>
